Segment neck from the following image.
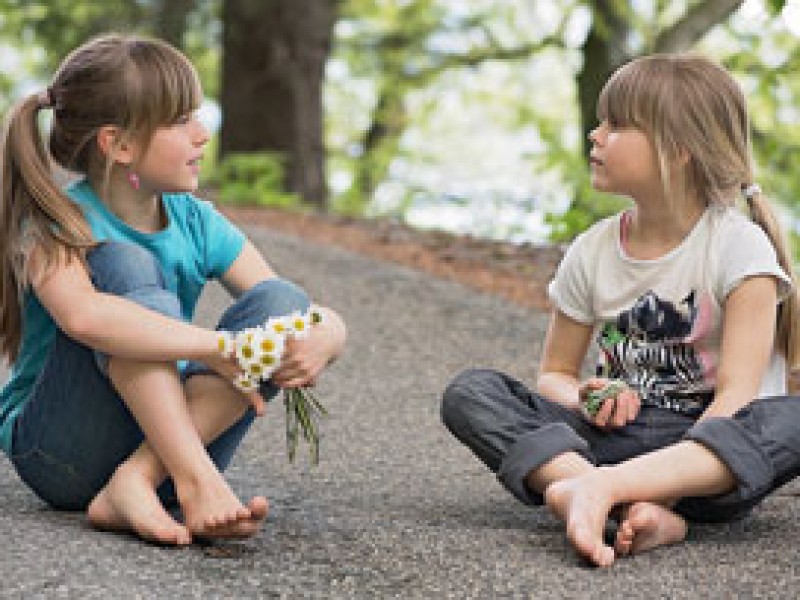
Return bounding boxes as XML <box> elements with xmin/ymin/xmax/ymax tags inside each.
<box><xmin>624</xmin><ymin>190</ymin><xmax>706</xmax><ymax>258</ymax></box>
<box><xmin>87</xmin><ymin>171</ymin><xmax>164</xmax><ymax>233</ymax></box>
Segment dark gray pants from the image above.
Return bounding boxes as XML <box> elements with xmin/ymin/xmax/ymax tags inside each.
<box><xmin>441</xmin><ymin>368</ymin><xmax>800</xmax><ymax>522</ymax></box>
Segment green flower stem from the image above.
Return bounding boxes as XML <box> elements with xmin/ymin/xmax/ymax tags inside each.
<box><xmin>283</xmin><ymin>388</ymin><xmax>326</xmax><ymax>465</ymax></box>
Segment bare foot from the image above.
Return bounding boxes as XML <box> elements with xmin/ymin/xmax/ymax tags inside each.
<box><xmin>87</xmin><ymin>464</ymin><xmax>191</xmax><ymax>546</ymax></box>
<box><xmin>614</xmin><ymin>502</ymin><xmax>687</xmax><ymax>557</ymax></box>
<box><xmin>545</xmin><ymin>475</ymin><xmax>616</xmax><ymax>567</ymax></box>
<box><xmin>179</xmin><ymin>474</ymin><xmax>269</xmax><ymax>539</ymax></box>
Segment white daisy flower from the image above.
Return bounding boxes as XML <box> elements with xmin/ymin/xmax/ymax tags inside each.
<box><xmin>288</xmin><ymin>310</ymin><xmax>312</xmax><ymax>339</ymax></box>
<box><xmin>233</xmin><ymin>372</ymin><xmax>258</xmax><ymax>393</ymax></box>
<box><xmin>265</xmin><ymin>315</ymin><xmax>292</xmax><ymax>336</ymax></box>
<box><xmin>235</xmin><ymin>328</ymin><xmax>258</xmax><ymax>365</ymax></box>
<box><xmin>216</xmin><ymin>331</ymin><xmax>234</xmax><ymax>358</ymax></box>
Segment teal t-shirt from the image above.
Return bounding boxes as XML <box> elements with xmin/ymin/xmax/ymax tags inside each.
<box><xmin>0</xmin><ymin>179</ymin><xmax>245</xmax><ymax>453</ymax></box>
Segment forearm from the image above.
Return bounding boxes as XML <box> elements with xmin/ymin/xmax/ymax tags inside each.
<box><xmin>68</xmin><ymin>292</ymin><xmax>218</xmax><ymax>363</ymax></box>
<box><xmin>536</xmin><ymin>371</ymin><xmax>582</xmax><ymax>411</ymax></box>
<box><xmin>699</xmin><ymin>388</ymin><xmax>758</xmax><ymax>420</ymax></box>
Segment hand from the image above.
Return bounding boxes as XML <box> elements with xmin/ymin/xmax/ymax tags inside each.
<box><xmin>270</xmin><ymin>332</ymin><xmax>332</xmax><ymax>389</ymax></box>
<box><xmin>579</xmin><ymin>378</ymin><xmax>640</xmax><ymax>429</ymax></box>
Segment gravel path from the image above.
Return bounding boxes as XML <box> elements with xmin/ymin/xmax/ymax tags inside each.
<box><xmin>1</xmin><ymin>226</ymin><xmax>799</xmax><ymax>598</ymax></box>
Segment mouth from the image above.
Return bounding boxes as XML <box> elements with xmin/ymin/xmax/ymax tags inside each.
<box><xmin>187</xmin><ymin>156</ymin><xmax>203</xmax><ymax>166</ymax></box>
<box><xmin>589</xmin><ymin>155</ymin><xmax>603</xmax><ymax>166</ymax></box>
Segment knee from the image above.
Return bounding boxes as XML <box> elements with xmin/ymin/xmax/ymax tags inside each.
<box><xmin>87</xmin><ymin>241</ymin><xmax>181</xmax><ymax>320</ymax></box>
<box><xmin>87</xmin><ymin>241</ymin><xmax>166</xmax><ymax>294</ymax></box>
<box><xmin>441</xmin><ymin>368</ymin><xmax>494</xmax><ymax>431</ymax></box>
<box><xmin>219</xmin><ymin>278</ymin><xmax>310</xmax><ymax>330</ymax></box>
<box><xmin>249</xmin><ymin>278</ymin><xmax>310</xmax><ymax>315</ymax></box>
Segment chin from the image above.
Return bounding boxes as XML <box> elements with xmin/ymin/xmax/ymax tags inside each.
<box><xmin>162</xmin><ymin>182</ymin><xmax>198</xmax><ymax>194</ymax></box>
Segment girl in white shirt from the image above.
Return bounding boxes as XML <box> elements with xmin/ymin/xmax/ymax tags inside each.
<box><xmin>442</xmin><ymin>54</ymin><xmax>799</xmax><ymax>567</ymax></box>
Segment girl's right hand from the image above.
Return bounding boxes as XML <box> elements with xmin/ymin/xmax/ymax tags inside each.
<box><xmin>579</xmin><ymin>378</ymin><xmax>640</xmax><ymax>429</ymax></box>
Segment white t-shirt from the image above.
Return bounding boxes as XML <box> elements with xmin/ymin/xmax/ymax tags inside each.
<box><xmin>548</xmin><ymin>206</ymin><xmax>793</xmax><ymax>403</ymax></box>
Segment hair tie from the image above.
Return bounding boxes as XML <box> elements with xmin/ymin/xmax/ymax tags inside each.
<box><xmin>36</xmin><ymin>87</ymin><xmax>55</xmax><ymax>109</ymax></box>
<box><xmin>742</xmin><ymin>183</ymin><xmax>761</xmax><ymax>202</ymax></box>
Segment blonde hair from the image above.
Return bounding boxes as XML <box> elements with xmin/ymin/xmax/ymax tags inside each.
<box><xmin>0</xmin><ymin>33</ymin><xmax>202</xmax><ymax>361</ymax></box>
<box><xmin>597</xmin><ymin>54</ymin><xmax>799</xmax><ymax>370</ymax></box>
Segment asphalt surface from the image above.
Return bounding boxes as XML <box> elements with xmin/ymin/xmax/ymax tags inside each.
<box><xmin>2</xmin><ymin>225</ymin><xmax>800</xmax><ymax>598</ymax></box>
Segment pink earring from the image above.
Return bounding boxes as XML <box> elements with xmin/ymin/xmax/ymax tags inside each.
<box><xmin>127</xmin><ymin>171</ymin><xmax>140</xmax><ymax>190</ymax></box>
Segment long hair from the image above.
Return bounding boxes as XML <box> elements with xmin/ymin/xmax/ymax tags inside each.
<box><xmin>596</xmin><ymin>54</ymin><xmax>799</xmax><ymax>371</ymax></box>
<box><xmin>0</xmin><ymin>33</ymin><xmax>202</xmax><ymax>361</ymax></box>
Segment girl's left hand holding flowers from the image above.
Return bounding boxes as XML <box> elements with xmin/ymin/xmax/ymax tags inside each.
<box><xmin>271</xmin><ymin>311</ymin><xmax>342</xmax><ymax>389</ymax></box>
<box><xmin>217</xmin><ymin>305</ymin><xmax>346</xmax><ymax>463</ymax></box>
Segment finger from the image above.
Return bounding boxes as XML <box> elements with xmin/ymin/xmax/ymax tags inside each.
<box><xmin>249</xmin><ymin>393</ymin><xmax>266</xmax><ymax>417</ymax></box>
<box><xmin>628</xmin><ymin>391</ymin><xmax>641</xmax><ymax>421</ymax></box>
<box><xmin>611</xmin><ymin>395</ymin><xmax>628</xmax><ymax>428</ymax></box>
<box><xmin>583</xmin><ymin>378</ymin><xmax>606</xmax><ymax>393</ymax></box>
<box><xmin>594</xmin><ymin>397</ymin><xmax>615</xmax><ymax>428</ymax></box>
<box><xmin>279</xmin><ymin>374</ymin><xmax>315</xmax><ymax>389</ymax></box>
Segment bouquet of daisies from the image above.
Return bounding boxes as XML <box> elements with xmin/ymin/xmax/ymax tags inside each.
<box><xmin>217</xmin><ymin>309</ymin><xmax>327</xmax><ymax>464</ymax></box>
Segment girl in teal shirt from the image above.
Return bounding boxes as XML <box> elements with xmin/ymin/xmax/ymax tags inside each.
<box><xmin>0</xmin><ymin>34</ymin><xmax>346</xmax><ymax>545</ymax></box>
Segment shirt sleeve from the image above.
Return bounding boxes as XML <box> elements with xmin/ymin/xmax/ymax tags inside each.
<box><xmin>194</xmin><ymin>199</ymin><xmax>246</xmax><ymax>279</ymax></box>
<box><xmin>717</xmin><ymin>216</ymin><xmax>793</xmax><ymax>302</ymax></box>
<box><xmin>547</xmin><ymin>229</ymin><xmax>596</xmax><ymax>324</ymax></box>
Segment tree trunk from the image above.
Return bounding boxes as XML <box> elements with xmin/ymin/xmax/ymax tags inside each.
<box><xmin>154</xmin><ymin>0</ymin><xmax>194</xmax><ymax>50</ymax></box>
<box><xmin>577</xmin><ymin>1</ymin><xmax>630</xmax><ymax>158</ymax></box>
<box><xmin>220</xmin><ymin>0</ymin><xmax>336</xmax><ymax>207</ymax></box>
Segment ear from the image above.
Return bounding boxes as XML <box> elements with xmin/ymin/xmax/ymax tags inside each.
<box><xmin>96</xmin><ymin>126</ymin><xmax>137</xmax><ymax>165</ymax></box>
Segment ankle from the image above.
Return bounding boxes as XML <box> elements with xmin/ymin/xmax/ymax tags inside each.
<box><xmin>113</xmin><ymin>460</ymin><xmax>163</xmax><ymax>488</ymax></box>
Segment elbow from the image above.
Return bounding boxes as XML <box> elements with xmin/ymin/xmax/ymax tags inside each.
<box><xmin>59</xmin><ymin>310</ymin><xmax>100</xmax><ymax>346</ymax></box>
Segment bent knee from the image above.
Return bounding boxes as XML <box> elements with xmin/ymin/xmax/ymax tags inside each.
<box><xmin>220</xmin><ymin>278</ymin><xmax>311</xmax><ymax>330</ymax></box>
<box><xmin>441</xmin><ymin>368</ymin><xmax>499</xmax><ymax>429</ymax></box>
<box><xmin>88</xmin><ymin>241</ymin><xmax>166</xmax><ymax>293</ymax></box>
<box><xmin>249</xmin><ymin>278</ymin><xmax>310</xmax><ymax>314</ymax></box>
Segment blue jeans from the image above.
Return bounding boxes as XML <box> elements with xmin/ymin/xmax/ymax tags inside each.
<box><xmin>10</xmin><ymin>241</ymin><xmax>309</xmax><ymax>510</ymax></box>
<box><xmin>442</xmin><ymin>368</ymin><xmax>800</xmax><ymax>522</ymax></box>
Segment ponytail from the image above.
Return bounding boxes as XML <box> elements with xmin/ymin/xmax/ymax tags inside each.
<box><xmin>744</xmin><ymin>185</ymin><xmax>800</xmax><ymax>372</ymax></box>
<box><xmin>0</xmin><ymin>93</ymin><xmax>94</xmax><ymax>361</ymax></box>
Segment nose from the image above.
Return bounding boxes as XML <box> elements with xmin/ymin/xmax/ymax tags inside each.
<box><xmin>193</xmin><ymin>117</ymin><xmax>210</xmax><ymax>147</ymax></box>
<box><xmin>589</xmin><ymin>123</ymin><xmax>605</xmax><ymax>145</ymax></box>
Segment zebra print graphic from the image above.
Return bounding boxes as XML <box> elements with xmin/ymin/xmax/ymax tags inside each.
<box><xmin>597</xmin><ymin>290</ymin><xmax>712</xmax><ymax>415</ymax></box>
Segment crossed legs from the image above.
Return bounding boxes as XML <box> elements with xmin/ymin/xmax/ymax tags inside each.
<box><xmin>87</xmin><ymin>363</ymin><xmax>267</xmax><ymax>544</ymax></box>
<box><xmin>532</xmin><ymin>443</ymin><xmax>731</xmax><ymax>566</ymax></box>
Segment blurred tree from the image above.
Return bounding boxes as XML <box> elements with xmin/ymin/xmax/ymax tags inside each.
<box><xmin>219</xmin><ymin>0</ymin><xmax>337</xmax><ymax>208</ymax></box>
<box><xmin>0</xmin><ymin>0</ymin><xmax>219</xmax><ymax>100</ymax></box>
<box><xmin>333</xmin><ymin>0</ymin><xmax>561</xmax><ymax>211</ymax></box>
<box><xmin>331</xmin><ymin>0</ymin><xmax>795</xmax><ymax>242</ymax></box>
<box><xmin>1</xmin><ymin>0</ymin><xmax>797</xmax><ymax>244</ymax></box>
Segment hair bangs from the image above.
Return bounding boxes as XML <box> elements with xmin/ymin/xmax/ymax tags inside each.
<box><xmin>597</xmin><ymin>58</ymin><xmax>669</xmax><ymax>134</ymax></box>
<box><xmin>126</xmin><ymin>39</ymin><xmax>202</xmax><ymax>141</ymax></box>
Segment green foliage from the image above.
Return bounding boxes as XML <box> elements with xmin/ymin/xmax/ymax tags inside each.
<box><xmin>4</xmin><ymin>0</ymin><xmax>800</xmax><ymax>254</ymax></box>
<box><xmin>209</xmin><ymin>152</ymin><xmax>300</xmax><ymax>209</ymax></box>
<box><xmin>0</xmin><ymin>0</ymin><xmax>219</xmax><ymax>98</ymax></box>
